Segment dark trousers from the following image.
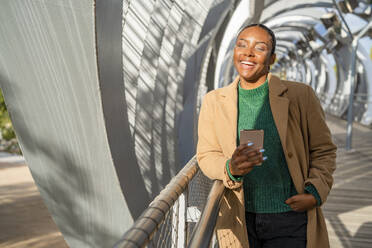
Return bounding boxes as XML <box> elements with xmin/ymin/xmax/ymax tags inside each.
<box><xmin>245</xmin><ymin>211</ymin><xmax>307</xmax><ymax>248</ymax></box>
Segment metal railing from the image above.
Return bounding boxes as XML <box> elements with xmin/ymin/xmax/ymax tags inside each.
<box><xmin>317</xmin><ymin>92</ymin><xmax>372</xmax><ymax>104</ymax></box>
<box><xmin>114</xmin><ymin>155</ymin><xmax>225</xmax><ymax>248</ymax></box>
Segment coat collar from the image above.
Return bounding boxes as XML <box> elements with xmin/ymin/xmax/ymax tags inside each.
<box><xmin>218</xmin><ymin>73</ymin><xmax>290</xmax><ymax>154</ymax></box>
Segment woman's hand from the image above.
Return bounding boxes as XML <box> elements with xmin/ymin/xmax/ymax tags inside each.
<box><xmin>285</xmin><ymin>194</ymin><xmax>317</xmax><ymax>212</ymax></box>
<box><xmin>229</xmin><ymin>143</ymin><xmax>265</xmax><ymax>176</ymax></box>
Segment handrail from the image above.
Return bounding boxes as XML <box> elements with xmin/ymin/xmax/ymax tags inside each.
<box><xmin>114</xmin><ymin>155</ymin><xmax>199</xmax><ymax>248</ymax></box>
<box><xmin>316</xmin><ymin>92</ymin><xmax>372</xmax><ymax>103</ymax></box>
<box><xmin>187</xmin><ymin>180</ymin><xmax>226</xmax><ymax>248</ymax></box>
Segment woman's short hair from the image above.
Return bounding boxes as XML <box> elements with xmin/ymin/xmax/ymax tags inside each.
<box><xmin>237</xmin><ymin>23</ymin><xmax>276</xmax><ymax>55</ymax></box>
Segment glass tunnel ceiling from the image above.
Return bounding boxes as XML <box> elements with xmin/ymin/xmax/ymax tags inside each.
<box><xmin>212</xmin><ymin>0</ymin><xmax>372</xmax><ymax>126</ymax></box>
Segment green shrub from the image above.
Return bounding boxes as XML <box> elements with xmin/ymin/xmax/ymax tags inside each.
<box><xmin>0</xmin><ymin>88</ymin><xmax>20</xmax><ymax>154</ymax></box>
<box><xmin>0</xmin><ymin>89</ymin><xmax>15</xmax><ymax>140</ymax></box>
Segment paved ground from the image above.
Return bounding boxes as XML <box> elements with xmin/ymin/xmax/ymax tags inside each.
<box><xmin>323</xmin><ymin>115</ymin><xmax>372</xmax><ymax>248</ymax></box>
<box><xmin>0</xmin><ymin>114</ymin><xmax>371</xmax><ymax>248</ymax></box>
<box><xmin>0</xmin><ymin>153</ymin><xmax>68</xmax><ymax>248</ymax></box>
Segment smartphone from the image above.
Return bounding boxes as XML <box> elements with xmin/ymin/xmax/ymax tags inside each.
<box><xmin>240</xmin><ymin>129</ymin><xmax>264</xmax><ymax>150</ymax></box>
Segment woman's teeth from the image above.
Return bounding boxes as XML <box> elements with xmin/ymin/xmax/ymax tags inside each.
<box><xmin>241</xmin><ymin>61</ymin><xmax>255</xmax><ymax>66</ymax></box>
<box><xmin>241</xmin><ymin>61</ymin><xmax>255</xmax><ymax>65</ymax></box>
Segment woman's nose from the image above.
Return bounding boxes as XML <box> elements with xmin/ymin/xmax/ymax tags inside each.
<box><xmin>242</xmin><ymin>46</ymin><xmax>255</xmax><ymax>57</ymax></box>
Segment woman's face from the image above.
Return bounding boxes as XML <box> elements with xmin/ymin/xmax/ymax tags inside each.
<box><xmin>233</xmin><ymin>26</ymin><xmax>276</xmax><ymax>83</ymax></box>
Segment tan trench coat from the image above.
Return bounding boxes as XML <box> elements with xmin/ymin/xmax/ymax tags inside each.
<box><xmin>196</xmin><ymin>73</ymin><xmax>337</xmax><ymax>248</ymax></box>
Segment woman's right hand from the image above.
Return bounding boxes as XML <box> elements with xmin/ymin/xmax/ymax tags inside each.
<box><xmin>229</xmin><ymin>143</ymin><xmax>265</xmax><ymax>176</ymax></box>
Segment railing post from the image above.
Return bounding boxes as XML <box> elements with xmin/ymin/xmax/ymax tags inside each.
<box><xmin>346</xmin><ymin>21</ymin><xmax>372</xmax><ymax>150</ymax></box>
<box><xmin>171</xmin><ymin>192</ymin><xmax>187</xmax><ymax>248</ymax></box>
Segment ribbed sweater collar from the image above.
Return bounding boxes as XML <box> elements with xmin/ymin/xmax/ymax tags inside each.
<box><xmin>238</xmin><ymin>78</ymin><xmax>269</xmax><ymax>99</ymax></box>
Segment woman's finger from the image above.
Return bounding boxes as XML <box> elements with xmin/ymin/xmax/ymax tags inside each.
<box><xmin>233</xmin><ymin>153</ymin><xmax>264</xmax><ymax>170</ymax></box>
<box><xmin>235</xmin><ymin>142</ymin><xmax>255</xmax><ymax>156</ymax></box>
<box><xmin>245</xmin><ymin>153</ymin><xmax>263</xmax><ymax>162</ymax></box>
<box><xmin>251</xmin><ymin>157</ymin><xmax>264</xmax><ymax>166</ymax></box>
<box><xmin>239</xmin><ymin>145</ymin><xmax>259</xmax><ymax>156</ymax></box>
<box><xmin>242</xmin><ymin>164</ymin><xmax>255</xmax><ymax>174</ymax></box>
<box><xmin>285</xmin><ymin>196</ymin><xmax>297</xmax><ymax>205</ymax></box>
<box><xmin>241</xmin><ymin>148</ymin><xmax>264</xmax><ymax>157</ymax></box>
<box><xmin>236</xmin><ymin>161</ymin><xmax>255</xmax><ymax>171</ymax></box>
<box><xmin>240</xmin><ymin>153</ymin><xmax>263</xmax><ymax>165</ymax></box>
<box><xmin>231</xmin><ymin>155</ymin><xmax>249</xmax><ymax>166</ymax></box>
<box><xmin>239</xmin><ymin>148</ymin><xmax>262</xmax><ymax>159</ymax></box>
<box><xmin>233</xmin><ymin>150</ymin><xmax>259</xmax><ymax>163</ymax></box>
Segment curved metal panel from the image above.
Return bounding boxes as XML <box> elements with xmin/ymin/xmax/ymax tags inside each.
<box><xmin>95</xmin><ymin>0</ymin><xmax>150</xmax><ymax>219</ymax></box>
<box><xmin>0</xmin><ymin>0</ymin><xmax>132</xmax><ymax>247</ymax></box>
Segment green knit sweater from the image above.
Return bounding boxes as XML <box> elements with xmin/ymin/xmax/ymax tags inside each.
<box><xmin>229</xmin><ymin>78</ymin><xmax>321</xmax><ymax>213</ymax></box>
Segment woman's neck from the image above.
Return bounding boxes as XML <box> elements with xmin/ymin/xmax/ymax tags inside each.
<box><xmin>240</xmin><ymin>74</ymin><xmax>268</xmax><ymax>90</ymax></box>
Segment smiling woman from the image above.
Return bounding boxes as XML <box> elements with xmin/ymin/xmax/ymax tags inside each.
<box><xmin>196</xmin><ymin>23</ymin><xmax>337</xmax><ymax>248</ymax></box>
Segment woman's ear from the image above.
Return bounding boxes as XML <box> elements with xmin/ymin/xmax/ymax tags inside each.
<box><xmin>269</xmin><ymin>53</ymin><xmax>276</xmax><ymax>65</ymax></box>
<box><xmin>268</xmin><ymin>53</ymin><xmax>276</xmax><ymax>70</ymax></box>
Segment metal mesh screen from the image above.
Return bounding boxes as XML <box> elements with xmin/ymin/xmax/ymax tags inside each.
<box><xmin>186</xmin><ymin>169</ymin><xmax>213</xmax><ymax>243</ymax></box>
<box><xmin>147</xmin><ymin>207</ymin><xmax>178</xmax><ymax>247</ymax></box>
<box><xmin>143</xmin><ymin>168</ymin><xmax>214</xmax><ymax>248</ymax></box>
<box><xmin>116</xmin><ymin>158</ymin><xmax>220</xmax><ymax>248</ymax></box>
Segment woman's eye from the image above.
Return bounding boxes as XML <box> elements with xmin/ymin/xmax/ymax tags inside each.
<box><xmin>255</xmin><ymin>46</ymin><xmax>266</xmax><ymax>51</ymax></box>
<box><xmin>236</xmin><ymin>43</ymin><xmax>247</xmax><ymax>48</ymax></box>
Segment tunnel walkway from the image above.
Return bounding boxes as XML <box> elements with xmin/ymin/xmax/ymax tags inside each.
<box><xmin>323</xmin><ymin>114</ymin><xmax>372</xmax><ymax>248</ymax></box>
<box><xmin>0</xmin><ymin>154</ymin><xmax>67</xmax><ymax>248</ymax></box>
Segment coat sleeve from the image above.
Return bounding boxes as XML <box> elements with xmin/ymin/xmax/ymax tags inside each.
<box><xmin>304</xmin><ymin>86</ymin><xmax>337</xmax><ymax>205</ymax></box>
<box><xmin>196</xmin><ymin>92</ymin><xmax>243</xmax><ymax>190</ymax></box>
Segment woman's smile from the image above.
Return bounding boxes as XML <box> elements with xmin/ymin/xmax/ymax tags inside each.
<box><xmin>239</xmin><ymin>60</ymin><xmax>257</xmax><ymax>70</ymax></box>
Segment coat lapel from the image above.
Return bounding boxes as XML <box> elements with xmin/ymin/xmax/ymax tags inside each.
<box><xmin>219</xmin><ymin>76</ymin><xmax>239</xmax><ymax>156</ymax></box>
<box><xmin>268</xmin><ymin>74</ymin><xmax>289</xmax><ymax>151</ymax></box>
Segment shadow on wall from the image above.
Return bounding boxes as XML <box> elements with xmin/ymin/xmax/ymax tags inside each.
<box><xmin>122</xmin><ymin>2</ymin><xmax>215</xmax><ymax>201</ymax></box>
<box><xmin>16</xmin><ymin>124</ymin><xmax>119</xmax><ymax>247</ymax></box>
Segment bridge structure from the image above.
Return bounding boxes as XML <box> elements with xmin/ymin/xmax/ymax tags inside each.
<box><xmin>0</xmin><ymin>0</ymin><xmax>371</xmax><ymax>247</ymax></box>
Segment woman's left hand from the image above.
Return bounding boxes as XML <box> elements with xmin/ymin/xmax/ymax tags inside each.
<box><xmin>285</xmin><ymin>194</ymin><xmax>317</xmax><ymax>212</ymax></box>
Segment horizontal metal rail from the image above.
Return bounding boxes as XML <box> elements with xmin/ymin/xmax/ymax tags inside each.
<box><xmin>187</xmin><ymin>180</ymin><xmax>226</xmax><ymax>248</ymax></box>
<box><xmin>114</xmin><ymin>155</ymin><xmax>199</xmax><ymax>248</ymax></box>
<box><xmin>317</xmin><ymin>92</ymin><xmax>372</xmax><ymax>104</ymax></box>
<box><xmin>317</xmin><ymin>92</ymin><xmax>372</xmax><ymax>98</ymax></box>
